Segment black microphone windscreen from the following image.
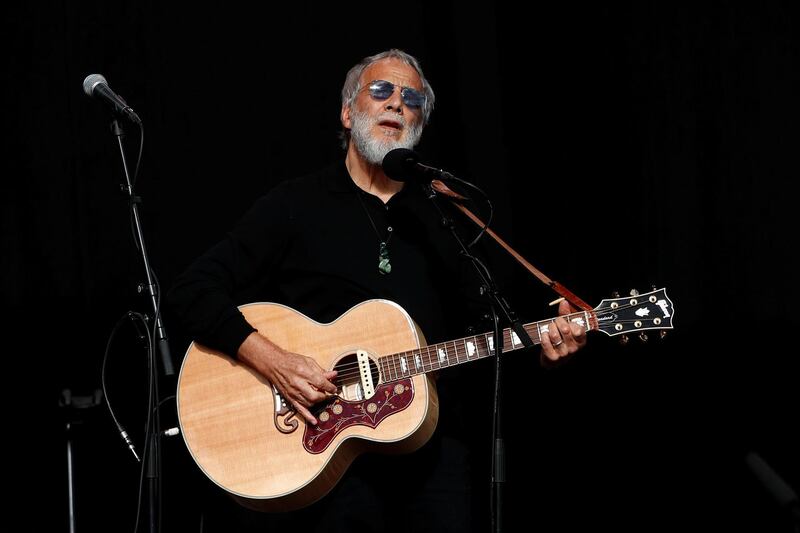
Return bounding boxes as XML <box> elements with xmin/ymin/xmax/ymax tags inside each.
<box><xmin>382</xmin><ymin>148</ymin><xmax>419</xmax><ymax>182</ymax></box>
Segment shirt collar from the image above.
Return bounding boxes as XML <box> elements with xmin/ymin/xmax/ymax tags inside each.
<box><xmin>326</xmin><ymin>159</ymin><xmax>410</xmax><ymax>203</ymax></box>
<box><xmin>326</xmin><ymin>160</ymin><xmax>360</xmax><ymax>193</ymax></box>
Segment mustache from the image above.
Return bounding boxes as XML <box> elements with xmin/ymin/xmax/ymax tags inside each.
<box><xmin>372</xmin><ymin>112</ymin><xmax>407</xmax><ymax>128</ymax></box>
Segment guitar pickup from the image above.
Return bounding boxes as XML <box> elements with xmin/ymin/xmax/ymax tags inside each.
<box><xmin>357</xmin><ymin>350</ymin><xmax>375</xmax><ymax>398</ymax></box>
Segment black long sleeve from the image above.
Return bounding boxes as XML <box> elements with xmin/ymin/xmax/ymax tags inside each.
<box><xmin>167</xmin><ymin>162</ymin><xmax>488</xmax><ymax>358</ymax></box>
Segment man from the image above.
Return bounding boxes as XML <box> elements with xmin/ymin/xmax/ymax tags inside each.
<box><xmin>168</xmin><ymin>49</ymin><xmax>586</xmax><ymax>532</ymax></box>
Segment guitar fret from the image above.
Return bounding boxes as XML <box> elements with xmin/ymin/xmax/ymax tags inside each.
<box><xmin>392</xmin><ymin>353</ymin><xmax>400</xmax><ymax>380</ymax></box>
<box><xmin>536</xmin><ymin>321</ymin><xmax>547</xmax><ymax>345</ymax></box>
<box><xmin>525</xmin><ymin>323</ymin><xmax>540</xmax><ymax>345</ymax></box>
<box><xmin>474</xmin><ymin>335</ymin><xmax>484</xmax><ymax>359</ymax></box>
<box><xmin>467</xmin><ymin>336</ymin><xmax>477</xmax><ymax>359</ymax></box>
<box><xmin>386</xmin><ymin>354</ymin><xmax>396</xmax><ymax>381</ymax></box>
<box><xmin>436</xmin><ymin>345</ymin><xmax>447</xmax><ymax>368</ymax></box>
<box><xmin>580</xmin><ymin>311</ymin><xmax>590</xmax><ymax>331</ymax></box>
<box><xmin>376</xmin><ymin>310</ymin><xmax>600</xmax><ymax>382</ymax></box>
<box><xmin>441</xmin><ymin>343</ymin><xmax>450</xmax><ymax>366</ymax></box>
<box><xmin>381</xmin><ymin>355</ymin><xmax>389</xmax><ymax>381</ymax></box>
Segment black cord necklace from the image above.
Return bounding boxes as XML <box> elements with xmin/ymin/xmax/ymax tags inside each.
<box><xmin>355</xmin><ymin>191</ymin><xmax>393</xmax><ymax>275</ymax></box>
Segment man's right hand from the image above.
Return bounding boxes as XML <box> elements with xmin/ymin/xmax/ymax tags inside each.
<box><xmin>237</xmin><ymin>332</ymin><xmax>338</xmax><ymax>425</ymax></box>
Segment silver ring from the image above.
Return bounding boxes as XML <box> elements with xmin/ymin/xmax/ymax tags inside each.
<box><xmin>552</xmin><ymin>339</ymin><xmax>563</xmax><ymax>347</ymax></box>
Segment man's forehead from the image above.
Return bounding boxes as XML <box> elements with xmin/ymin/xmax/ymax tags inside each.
<box><xmin>361</xmin><ymin>59</ymin><xmax>422</xmax><ymax>88</ymax></box>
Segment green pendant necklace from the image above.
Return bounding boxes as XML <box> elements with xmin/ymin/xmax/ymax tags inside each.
<box><xmin>356</xmin><ymin>192</ymin><xmax>393</xmax><ymax>275</ymax></box>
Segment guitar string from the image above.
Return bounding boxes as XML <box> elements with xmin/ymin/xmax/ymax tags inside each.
<box><xmin>323</xmin><ymin>303</ymin><xmax>668</xmax><ymax>383</ymax></box>
<box><xmin>330</xmin><ymin>322</ymin><xmax>666</xmax><ymax>385</ymax></box>
<box><xmin>326</xmin><ymin>304</ymin><xmax>658</xmax><ymax>370</ymax></box>
<box><xmin>319</xmin><ymin>300</ymin><xmax>665</xmax><ymax>381</ymax></box>
<box><xmin>326</xmin><ymin>320</ymin><xmax>667</xmax><ymax>387</ymax></box>
<box><xmin>327</xmin><ymin>327</ymin><xmax>534</xmax><ymax>381</ymax></box>
<box><xmin>329</xmin><ymin>322</ymin><xmax>656</xmax><ymax>380</ymax></box>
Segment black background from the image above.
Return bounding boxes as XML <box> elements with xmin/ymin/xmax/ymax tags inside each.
<box><xmin>5</xmin><ymin>2</ymin><xmax>799</xmax><ymax>532</ymax></box>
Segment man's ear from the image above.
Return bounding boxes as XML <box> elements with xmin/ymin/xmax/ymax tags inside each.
<box><xmin>341</xmin><ymin>104</ymin><xmax>351</xmax><ymax>130</ymax></box>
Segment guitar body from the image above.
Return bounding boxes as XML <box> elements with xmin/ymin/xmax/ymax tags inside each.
<box><xmin>177</xmin><ymin>300</ymin><xmax>438</xmax><ymax>512</ymax></box>
<box><xmin>177</xmin><ymin>288</ymin><xmax>675</xmax><ymax>512</ymax></box>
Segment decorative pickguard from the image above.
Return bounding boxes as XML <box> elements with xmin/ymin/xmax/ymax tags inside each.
<box><xmin>303</xmin><ymin>379</ymin><xmax>414</xmax><ymax>454</ymax></box>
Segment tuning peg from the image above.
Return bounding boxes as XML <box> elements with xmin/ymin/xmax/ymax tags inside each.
<box><xmin>619</xmin><ymin>334</ymin><xmax>629</xmax><ymax>346</ymax></box>
<box><xmin>651</xmin><ymin>284</ymin><xmax>658</xmax><ymax>292</ymax></box>
<box><xmin>639</xmin><ymin>332</ymin><xmax>649</xmax><ymax>343</ymax></box>
<box><xmin>629</xmin><ymin>288</ymin><xmax>640</xmax><ymax>296</ymax></box>
<box><xmin>660</xmin><ymin>330</ymin><xmax>668</xmax><ymax>340</ymax></box>
<box><xmin>611</xmin><ymin>291</ymin><xmax>620</xmax><ymax>298</ymax></box>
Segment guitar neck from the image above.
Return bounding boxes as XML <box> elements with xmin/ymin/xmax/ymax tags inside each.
<box><xmin>377</xmin><ymin>311</ymin><xmax>597</xmax><ymax>382</ymax></box>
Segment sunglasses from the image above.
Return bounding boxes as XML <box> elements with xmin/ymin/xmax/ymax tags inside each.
<box><xmin>366</xmin><ymin>80</ymin><xmax>426</xmax><ymax>108</ymax></box>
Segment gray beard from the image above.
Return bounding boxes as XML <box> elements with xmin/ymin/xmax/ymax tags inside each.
<box><xmin>350</xmin><ymin>110</ymin><xmax>423</xmax><ymax>165</ymax></box>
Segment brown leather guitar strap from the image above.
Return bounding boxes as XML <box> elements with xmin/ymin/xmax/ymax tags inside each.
<box><xmin>431</xmin><ymin>180</ymin><xmax>594</xmax><ymax>313</ymax></box>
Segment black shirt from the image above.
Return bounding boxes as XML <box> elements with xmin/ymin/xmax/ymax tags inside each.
<box><xmin>167</xmin><ymin>161</ymin><xmax>500</xmax><ymax>530</ymax></box>
<box><xmin>168</xmin><ymin>161</ymin><xmax>486</xmax><ymax>357</ymax></box>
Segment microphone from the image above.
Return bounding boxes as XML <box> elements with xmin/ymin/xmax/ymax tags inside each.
<box><xmin>82</xmin><ymin>74</ymin><xmax>142</xmax><ymax>124</ymax></box>
<box><xmin>382</xmin><ymin>148</ymin><xmax>454</xmax><ymax>183</ymax></box>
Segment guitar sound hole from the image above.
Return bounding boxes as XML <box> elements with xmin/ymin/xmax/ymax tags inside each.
<box><xmin>331</xmin><ymin>353</ymin><xmax>380</xmax><ymax>401</ymax></box>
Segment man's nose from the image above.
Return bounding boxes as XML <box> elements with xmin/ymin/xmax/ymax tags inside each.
<box><xmin>384</xmin><ymin>88</ymin><xmax>404</xmax><ymax>113</ymax></box>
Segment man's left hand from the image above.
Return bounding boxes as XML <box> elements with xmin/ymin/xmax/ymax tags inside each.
<box><xmin>540</xmin><ymin>299</ymin><xmax>587</xmax><ymax>363</ymax></box>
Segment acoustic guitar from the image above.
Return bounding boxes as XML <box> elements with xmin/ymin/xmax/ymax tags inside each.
<box><xmin>177</xmin><ymin>288</ymin><xmax>674</xmax><ymax>511</ymax></box>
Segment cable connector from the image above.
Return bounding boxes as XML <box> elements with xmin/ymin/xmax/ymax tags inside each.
<box><xmin>119</xmin><ymin>429</ymin><xmax>141</xmax><ymax>462</ymax></box>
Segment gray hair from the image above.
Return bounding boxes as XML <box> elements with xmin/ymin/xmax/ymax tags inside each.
<box><xmin>339</xmin><ymin>49</ymin><xmax>435</xmax><ymax>149</ymax></box>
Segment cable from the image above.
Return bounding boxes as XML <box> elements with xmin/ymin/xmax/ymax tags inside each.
<box><xmin>448</xmin><ymin>176</ymin><xmax>494</xmax><ymax>249</ymax></box>
<box><xmin>128</xmin><ymin>123</ymin><xmax>145</xmax><ymax>252</ymax></box>
<box><xmin>132</xmin><ymin>318</ymin><xmax>155</xmax><ymax>533</ymax></box>
<box><xmin>132</xmin><ymin>123</ymin><xmax>144</xmax><ymax>188</ymax></box>
<box><xmin>102</xmin><ymin>311</ymin><xmax>149</xmax><ymax>463</ymax></box>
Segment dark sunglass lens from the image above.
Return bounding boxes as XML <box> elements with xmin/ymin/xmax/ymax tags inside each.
<box><xmin>402</xmin><ymin>88</ymin><xmax>425</xmax><ymax>108</ymax></box>
<box><xmin>369</xmin><ymin>80</ymin><xmax>394</xmax><ymax>100</ymax></box>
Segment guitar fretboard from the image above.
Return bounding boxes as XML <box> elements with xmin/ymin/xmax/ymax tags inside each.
<box><xmin>377</xmin><ymin>311</ymin><xmax>595</xmax><ymax>382</ymax></box>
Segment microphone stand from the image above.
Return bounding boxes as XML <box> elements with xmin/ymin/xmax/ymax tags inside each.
<box><xmin>110</xmin><ymin>118</ymin><xmax>175</xmax><ymax>533</ymax></box>
<box><xmin>421</xmin><ymin>182</ymin><xmax>535</xmax><ymax>533</ymax></box>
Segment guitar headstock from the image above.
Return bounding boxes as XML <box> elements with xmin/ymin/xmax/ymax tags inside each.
<box><xmin>593</xmin><ymin>288</ymin><xmax>674</xmax><ymax>338</ymax></box>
